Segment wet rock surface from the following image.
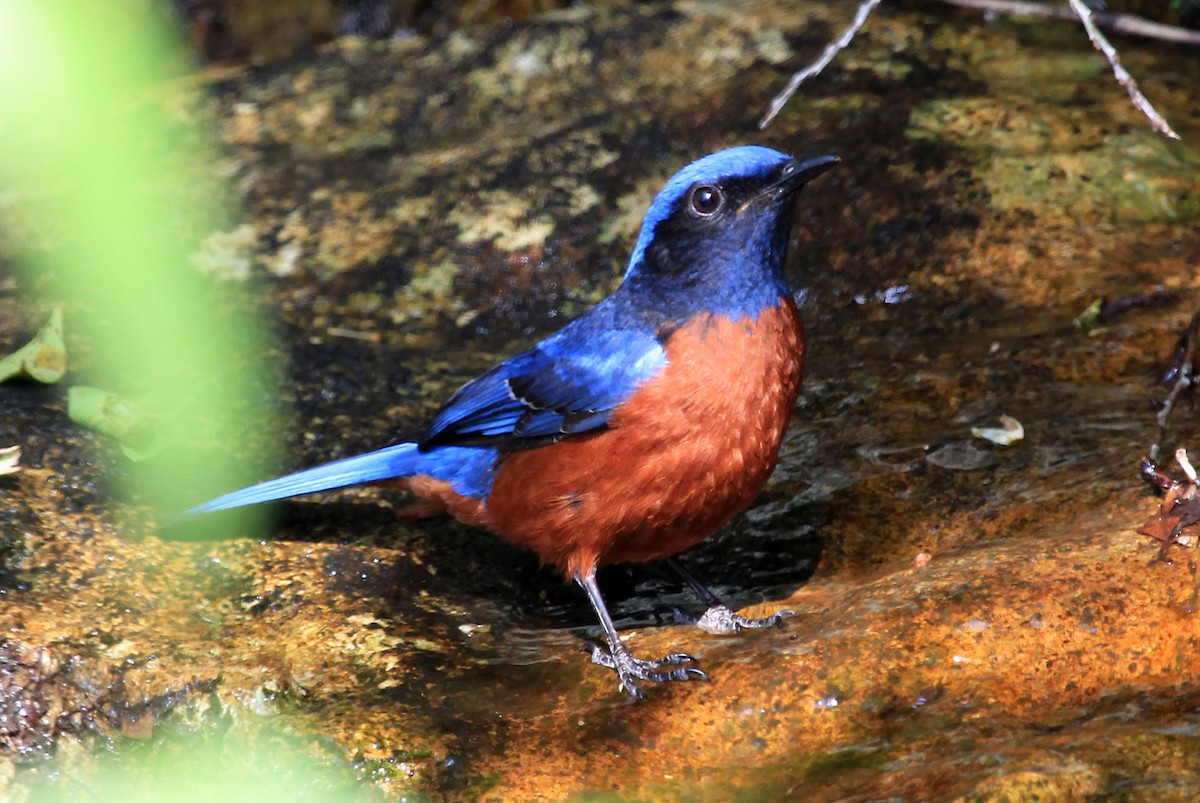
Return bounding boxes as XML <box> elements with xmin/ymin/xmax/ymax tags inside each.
<box><xmin>2</xmin><ymin>1</ymin><xmax>1200</xmax><ymax>798</ymax></box>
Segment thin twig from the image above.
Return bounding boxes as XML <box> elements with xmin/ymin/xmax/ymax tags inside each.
<box><xmin>1151</xmin><ymin>310</ymin><xmax>1200</xmax><ymax>463</ymax></box>
<box><xmin>941</xmin><ymin>0</ymin><xmax>1200</xmax><ymax>46</ymax></box>
<box><xmin>1067</xmin><ymin>0</ymin><xmax>1181</xmax><ymax>140</ymax></box>
<box><xmin>759</xmin><ymin>0</ymin><xmax>882</xmax><ymax>130</ymax></box>
<box><xmin>1178</xmin><ymin>448</ymin><xmax>1198</xmax><ymax>484</ymax></box>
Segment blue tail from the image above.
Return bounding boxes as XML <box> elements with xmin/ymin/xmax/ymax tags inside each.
<box><xmin>184</xmin><ymin>442</ymin><xmax>498</xmax><ymax>516</ymax></box>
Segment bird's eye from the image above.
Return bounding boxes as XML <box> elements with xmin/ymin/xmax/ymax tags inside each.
<box><xmin>688</xmin><ymin>184</ymin><xmax>723</xmax><ymax>217</ymax></box>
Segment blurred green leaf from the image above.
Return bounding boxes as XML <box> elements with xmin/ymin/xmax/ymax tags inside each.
<box><xmin>28</xmin><ymin>727</ymin><xmax>376</xmax><ymax>803</ymax></box>
<box><xmin>0</xmin><ymin>2</ymin><xmax>278</xmax><ymax>517</ymax></box>
<box><xmin>67</xmin><ymin>386</ymin><xmax>164</xmax><ymax>462</ymax></box>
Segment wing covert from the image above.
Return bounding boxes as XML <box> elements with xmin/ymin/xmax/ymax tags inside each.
<box><xmin>419</xmin><ymin>326</ymin><xmax>666</xmax><ymax>449</ymax></box>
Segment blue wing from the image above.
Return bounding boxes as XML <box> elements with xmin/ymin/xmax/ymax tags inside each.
<box><xmin>420</xmin><ymin>312</ymin><xmax>667</xmax><ymax>449</ymax></box>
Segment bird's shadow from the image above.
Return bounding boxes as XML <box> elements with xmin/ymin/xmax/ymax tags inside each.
<box><xmin>163</xmin><ymin>489</ymin><xmax>824</xmax><ymax>636</ymax></box>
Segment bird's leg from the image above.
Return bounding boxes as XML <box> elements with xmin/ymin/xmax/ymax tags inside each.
<box><xmin>575</xmin><ymin>569</ymin><xmax>707</xmax><ymax>697</ymax></box>
<box><xmin>667</xmin><ymin>558</ymin><xmax>793</xmax><ymax>635</ymax></box>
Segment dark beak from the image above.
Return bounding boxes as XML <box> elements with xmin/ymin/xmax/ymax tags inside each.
<box><xmin>767</xmin><ymin>153</ymin><xmax>840</xmax><ymax>198</ymax></box>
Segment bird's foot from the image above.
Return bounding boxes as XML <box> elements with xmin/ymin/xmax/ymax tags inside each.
<box><xmin>585</xmin><ymin>641</ymin><xmax>708</xmax><ymax>697</ymax></box>
<box><xmin>676</xmin><ymin>604</ymin><xmax>794</xmax><ymax>635</ymax></box>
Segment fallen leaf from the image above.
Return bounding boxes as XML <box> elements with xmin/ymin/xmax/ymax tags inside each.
<box><xmin>67</xmin><ymin>386</ymin><xmax>162</xmax><ymax>461</ymax></box>
<box><xmin>0</xmin><ymin>445</ymin><xmax>20</xmax><ymax>476</ymax></box>
<box><xmin>971</xmin><ymin>415</ymin><xmax>1024</xmax><ymax>446</ymax></box>
<box><xmin>1138</xmin><ymin>451</ymin><xmax>1200</xmax><ymax>559</ymax></box>
<box><xmin>0</xmin><ymin>306</ymin><xmax>66</xmax><ymax>383</ymax></box>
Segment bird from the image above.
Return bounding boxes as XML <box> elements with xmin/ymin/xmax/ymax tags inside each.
<box><xmin>183</xmin><ymin>145</ymin><xmax>839</xmax><ymax>696</ymax></box>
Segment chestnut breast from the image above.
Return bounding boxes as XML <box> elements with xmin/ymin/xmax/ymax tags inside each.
<box><xmin>484</xmin><ymin>300</ymin><xmax>805</xmax><ymax>578</ymax></box>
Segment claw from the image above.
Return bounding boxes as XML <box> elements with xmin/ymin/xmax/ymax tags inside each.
<box><xmin>587</xmin><ymin>642</ymin><xmax>708</xmax><ymax>696</ymax></box>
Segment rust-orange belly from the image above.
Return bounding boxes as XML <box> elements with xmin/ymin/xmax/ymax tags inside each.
<box><xmin>481</xmin><ymin>301</ymin><xmax>805</xmax><ymax>578</ymax></box>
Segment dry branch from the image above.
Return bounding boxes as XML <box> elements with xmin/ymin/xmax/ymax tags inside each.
<box><xmin>1150</xmin><ymin>311</ymin><xmax>1200</xmax><ymax>463</ymax></box>
<box><xmin>761</xmin><ymin>0</ymin><xmax>1188</xmax><ymax>140</ymax></box>
<box><xmin>1066</xmin><ymin>0</ymin><xmax>1181</xmax><ymax>139</ymax></box>
<box><xmin>940</xmin><ymin>0</ymin><xmax>1200</xmax><ymax>46</ymax></box>
<box><xmin>759</xmin><ymin>0</ymin><xmax>882</xmax><ymax>130</ymax></box>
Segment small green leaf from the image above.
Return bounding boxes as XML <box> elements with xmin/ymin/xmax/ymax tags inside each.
<box><xmin>0</xmin><ymin>306</ymin><xmax>67</xmax><ymax>383</ymax></box>
<box><xmin>1073</xmin><ymin>298</ymin><xmax>1104</xmax><ymax>332</ymax></box>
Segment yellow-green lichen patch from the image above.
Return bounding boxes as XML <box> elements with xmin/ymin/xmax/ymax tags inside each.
<box><xmin>910</xmin><ymin>96</ymin><xmax>1198</xmax><ymax>225</ymax></box>
<box><xmin>311</xmin><ymin>191</ymin><xmax>399</xmax><ymax>275</ymax></box>
<box><xmin>447</xmin><ymin>190</ymin><xmax>555</xmax><ymax>252</ymax></box>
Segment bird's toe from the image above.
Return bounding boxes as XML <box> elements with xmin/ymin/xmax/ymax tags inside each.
<box><xmin>692</xmin><ymin>604</ymin><xmax>793</xmax><ymax>635</ymax></box>
<box><xmin>588</xmin><ymin>642</ymin><xmax>707</xmax><ymax>696</ymax></box>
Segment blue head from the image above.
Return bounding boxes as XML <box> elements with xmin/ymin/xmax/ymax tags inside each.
<box><xmin>622</xmin><ymin>146</ymin><xmax>838</xmax><ymax>320</ymax></box>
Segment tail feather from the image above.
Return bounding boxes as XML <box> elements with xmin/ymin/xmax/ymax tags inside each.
<box><xmin>184</xmin><ymin>442</ymin><xmax>421</xmax><ymax>516</ymax></box>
